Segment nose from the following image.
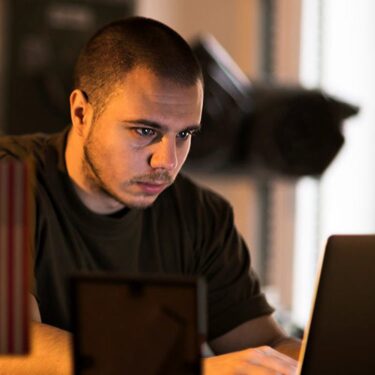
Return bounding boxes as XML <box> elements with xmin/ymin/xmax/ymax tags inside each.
<box><xmin>149</xmin><ymin>136</ymin><xmax>178</xmax><ymax>171</ymax></box>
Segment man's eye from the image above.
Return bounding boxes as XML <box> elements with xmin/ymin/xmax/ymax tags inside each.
<box><xmin>177</xmin><ymin>130</ymin><xmax>193</xmax><ymax>140</ymax></box>
<box><xmin>135</xmin><ymin>128</ymin><xmax>156</xmax><ymax>137</ymax></box>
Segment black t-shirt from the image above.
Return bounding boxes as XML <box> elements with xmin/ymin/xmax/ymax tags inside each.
<box><xmin>0</xmin><ymin>129</ymin><xmax>274</xmax><ymax>340</ymax></box>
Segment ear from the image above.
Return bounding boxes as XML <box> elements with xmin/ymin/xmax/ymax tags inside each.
<box><xmin>70</xmin><ymin>89</ymin><xmax>93</xmax><ymax>137</ymax></box>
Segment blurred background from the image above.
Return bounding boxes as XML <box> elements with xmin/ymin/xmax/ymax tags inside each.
<box><xmin>0</xmin><ymin>0</ymin><xmax>374</xmax><ymax>336</ymax></box>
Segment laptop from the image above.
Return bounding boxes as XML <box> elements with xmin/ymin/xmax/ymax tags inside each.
<box><xmin>71</xmin><ymin>274</ymin><xmax>206</xmax><ymax>375</ymax></box>
<box><xmin>297</xmin><ymin>235</ymin><xmax>375</xmax><ymax>374</ymax></box>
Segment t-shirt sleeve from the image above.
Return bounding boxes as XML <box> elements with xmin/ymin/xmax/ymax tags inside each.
<box><xmin>194</xmin><ymin>190</ymin><xmax>274</xmax><ymax>341</ymax></box>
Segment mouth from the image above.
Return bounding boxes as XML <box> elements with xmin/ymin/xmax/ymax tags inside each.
<box><xmin>135</xmin><ymin>181</ymin><xmax>170</xmax><ymax>195</ymax></box>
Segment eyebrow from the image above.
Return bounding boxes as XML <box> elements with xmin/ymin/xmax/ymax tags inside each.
<box><xmin>125</xmin><ymin>119</ymin><xmax>201</xmax><ymax>132</ymax></box>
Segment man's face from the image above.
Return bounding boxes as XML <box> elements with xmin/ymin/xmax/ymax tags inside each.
<box><xmin>81</xmin><ymin>67</ymin><xmax>203</xmax><ymax>210</ymax></box>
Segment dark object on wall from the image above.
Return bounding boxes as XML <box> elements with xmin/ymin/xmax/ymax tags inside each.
<box><xmin>1</xmin><ymin>0</ymin><xmax>134</xmax><ymax>135</ymax></box>
<box><xmin>241</xmin><ymin>85</ymin><xmax>359</xmax><ymax>176</ymax></box>
<box><xmin>187</xmin><ymin>35</ymin><xmax>359</xmax><ymax>177</ymax></box>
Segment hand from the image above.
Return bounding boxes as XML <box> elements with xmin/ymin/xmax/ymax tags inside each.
<box><xmin>203</xmin><ymin>345</ymin><xmax>298</xmax><ymax>375</ymax></box>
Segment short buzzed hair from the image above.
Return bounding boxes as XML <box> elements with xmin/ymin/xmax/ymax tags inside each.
<box><xmin>74</xmin><ymin>16</ymin><xmax>203</xmax><ymax>117</ymax></box>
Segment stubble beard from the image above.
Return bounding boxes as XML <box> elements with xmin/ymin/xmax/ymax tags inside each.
<box><xmin>82</xmin><ymin>132</ymin><xmax>175</xmax><ymax>210</ymax></box>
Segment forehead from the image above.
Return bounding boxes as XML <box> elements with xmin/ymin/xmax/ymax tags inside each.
<box><xmin>104</xmin><ymin>67</ymin><xmax>203</xmax><ymax>125</ymax></box>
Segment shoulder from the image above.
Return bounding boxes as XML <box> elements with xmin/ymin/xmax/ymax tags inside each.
<box><xmin>0</xmin><ymin>133</ymin><xmax>51</xmax><ymax>160</ymax></box>
<box><xmin>169</xmin><ymin>173</ymin><xmax>233</xmax><ymax>215</ymax></box>
<box><xmin>158</xmin><ymin>173</ymin><xmax>235</xmax><ymax>234</ymax></box>
<box><xmin>0</xmin><ymin>130</ymin><xmax>68</xmax><ymax>172</ymax></box>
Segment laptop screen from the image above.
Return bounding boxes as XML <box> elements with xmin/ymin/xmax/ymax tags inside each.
<box><xmin>298</xmin><ymin>235</ymin><xmax>375</xmax><ymax>374</ymax></box>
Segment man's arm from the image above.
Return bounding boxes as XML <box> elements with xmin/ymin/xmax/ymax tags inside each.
<box><xmin>209</xmin><ymin>315</ymin><xmax>300</xmax><ymax>359</ymax></box>
<box><xmin>204</xmin><ymin>315</ymin><xmax>301</xmax><ymax>374</ymax></box>
<box><xmin>0</xmin><ymin>295</ymin><xmax>73</xmax><ymax>375</ymax></box>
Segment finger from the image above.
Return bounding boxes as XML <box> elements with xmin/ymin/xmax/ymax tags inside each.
<box><xmin>235</xmin><ymin>362</ymin><xmax>284</xmax><ymax>375</ymax></box>
<box><xmin>245</xmin><ymin>346</ymin><xmax>298</xmax><ymax>375</ymax></box>
<box><xmin>255</xmin><ymin>346</ymin><xmax>298</xmax><ymax>366</ymax></box>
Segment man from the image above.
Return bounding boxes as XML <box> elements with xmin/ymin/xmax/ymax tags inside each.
<box><xmin>0</xmin><ymin>17</ymin><xmax>300</xmax><ymax>374</ymax></box>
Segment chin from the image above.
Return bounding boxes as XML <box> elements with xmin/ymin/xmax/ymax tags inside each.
<box><xmin>102</xmin><ymin>186</ymin><xmax>159</xmax><ymax>210</ymax></box>
<box><xmin>123</xmin><ymin>195</ymin><xmax>159</xmax><ymax>209</ymax></box>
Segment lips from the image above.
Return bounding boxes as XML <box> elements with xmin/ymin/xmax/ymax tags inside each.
<box><xmin>135</xmin><ymin>181</ymin><xmax>169</xmax><ymax>195</ymax></box>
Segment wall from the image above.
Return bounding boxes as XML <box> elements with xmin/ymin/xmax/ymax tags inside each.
<box><xmin>136</xmin><ymin>0</ymin><xmax>259</xmax><ymax>77</ymax></box>
<box><xmin>293</xmin><ymin>0</ymin><xmax>375</xmax><ymax>328</ymax></box>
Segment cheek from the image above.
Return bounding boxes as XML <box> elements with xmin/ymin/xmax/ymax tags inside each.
<box><xmin>96</xmin><ymin>140</ymin><xmax>129</xmax><ymax>173</ymax></box>
<box><xmin>176</xmin><ymin>141</ymin><xmax>191</xmax><ymax>166</ymax></box>
<box><xmin>110</xmin><ymin>143</ymin><xmax>148</xmax><ymax>175</ymax></box>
